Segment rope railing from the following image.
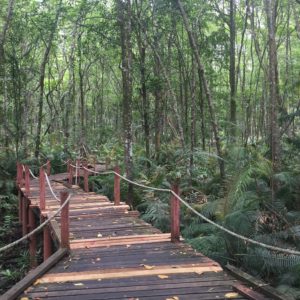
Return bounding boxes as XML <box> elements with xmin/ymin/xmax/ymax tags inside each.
<box><xmin>0</xmin><ymin>193</ymin><xmax>71</xmax><ymax>253</ymax></box>
<box><xmin>45</xmin><ymin>173</ymin><xmax>61</xmax><ymax>202</ymax></box>
<box><xmin>80</xmin><ymin>165</ymin><xmax>300</xmax><ymax>256</ymax></box>
<box><xmin>29</xmin><ymin>168</ymin><xmax>38</xmax><ymax>179</ymax></box>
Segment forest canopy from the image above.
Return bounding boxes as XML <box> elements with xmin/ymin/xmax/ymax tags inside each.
<box><xmin>1</xmin><ymin>0</ymin><xmax>300</xmax><ymax>297</ymax></box>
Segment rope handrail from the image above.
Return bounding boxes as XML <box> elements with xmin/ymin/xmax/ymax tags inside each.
<box><xmin>0</xmin><ymin>194</ymin><xmax>71</xmax><ymax>253</ymax></box>
<box><xmin>81</xmin><ymin>166</ymin><xmax>300</xmax><ymax>256</ymax></box>
<box><xmin>29</xmin><ymin>168</ymin><xmax>38</xmax><ymax>179</ymax></box>
<box><xmin>45</xmin><ymin>173</ymin><xmax>61</xmax><ymax>202</ymax></box>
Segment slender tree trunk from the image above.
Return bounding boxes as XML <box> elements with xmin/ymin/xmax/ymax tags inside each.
<box><xmin>35</xmin><ymin>0</ymin><xmax>62</xmax><ymax>159</ymax></box>
<box><xmin>0</xmin><ymin>0</ymin><xmax>15</xmax><ymax>155</ymax></box>
<box><xmin>154</xmin><ymin>49</ymin><xmax>163</xmax><ymax>155</ymax></box>
<box><xmin>117</xmin><ymin>0</ymin><xmax>134</xmax><ymax>207</ymax></box>
<box><xmin>264</xmin><ymin>0</ymin><xmax>280</xmax><ymax>200</ymax></box>
<box><xmin>190</xmin><ymin>61</ymin><xmax>196</xmax><ymax>170</ymax></box>
<box><xmin>176</xmin><ymin>0</ymin><xmax>225</xmax><ymax>179</ymax></box>
<box><xmin>229</xmin><ymin>0</ymin><xmax>237</xmax><ymax>140</ymax></box>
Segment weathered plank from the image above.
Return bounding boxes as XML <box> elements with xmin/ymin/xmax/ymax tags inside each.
<box><xmin>1</xmin><ymin>248</ymin><xmax>68</xmax><ymax>300</ymax></box>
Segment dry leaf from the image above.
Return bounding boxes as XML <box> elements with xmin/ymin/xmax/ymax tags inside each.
<box><xmin>74</xmin><ymin>283</ymin><xmax>84</xmax><ymax>286</ymax></box>
<box><xmin>158</xmin><ymin>275</ymin><xmax>169</xmax><ymax>279</ymax></box>
<box><xmin>96</xmin><ymin>257</ymin><xmax>101</xmax><ymax>261</ymax></box>
<box><xmin>33</xmin><ymin>279</ymin><xmax>41</xmax><ymax>286</ymax></box>
<box><xmin>20</xmin><ymin>298</ymin><xmax>29</xmax><ymax>300</ymax></box>
<box><xmin>126</xmin><ymin>244</ymin><xmax>131</xmax><ymax>248</ymax></box>
<box><xmin>97</xmin><ymin>233</ymin><xmax>103</xmax><ymax>237</ymax></box>
<box><xmin>166</xmin><ymin>297</ymin><xmax>179</xmax><ymax>300</ymax></box>
<box><xmin>140</xmin><ymin>264</ymin><xmax>154</xmax><ymax>270</ymax></box>
<box><xmin>224</xmin><ymin>292</ymin><xmax>239</xmax><ymax>299</ymax></box>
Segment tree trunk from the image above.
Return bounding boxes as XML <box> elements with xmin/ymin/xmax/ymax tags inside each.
<box><xmin>176</xmin><ymin>0</ymin><xmax>225</xmax><ymax>179</ymax></box>
<box><xmin>35</xmin><ymin>0</ymin><xmax>62</xmax><ymax>159</ymax></box>
<box><xmin>264</xmin><ymin>0</ymin><xmax>280</xmax><ymax>200</ymax></box>
<box><xmin>117</xmin><ymin>0</ymin><xmax>134</xmax><ymax>207</ymax></box>
<box><xmin>229</xmin><ymin>0</ymin><xmax>237</xmax><ymax>141</ymax></box>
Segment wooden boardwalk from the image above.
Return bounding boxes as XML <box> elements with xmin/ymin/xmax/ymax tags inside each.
<box><xmin>4</xmin><ymin>166</ymin><xmax>274</xmax><ymax>300</ymax></box>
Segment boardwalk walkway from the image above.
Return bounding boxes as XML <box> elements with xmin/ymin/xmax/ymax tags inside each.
<box><xmin>3</xmin><ymin>166</ymin><xmax>273</xmax><ymax>300</ymax></box>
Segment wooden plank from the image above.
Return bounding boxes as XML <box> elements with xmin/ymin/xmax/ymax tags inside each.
<box><xmin>1</xmin><ymin>248</ymin><xmax>68</xmax><ymax>300</ymax></box>
<box><xmin>225</xmin><ymin>264</ymin><xmax>293</xmax><ymax>300</ymax></box>
<box><xmin>27</xmin><ymin>281</ymin><xmax>236</xmax><ymax>298</ymax></box>
<box><xmin>70</xmin><ymin>233</ymin><xmax>171</xmax><ymax>249</ymax></box>
<box><xmin>37</xmin><ymin>265</ymin><xmax>223</xmax><ymax>283</ymax></box>
<box><xmin>233</xmin><ymin>284</ymin><xmax>270</xmax><ymax>300</ymax></box>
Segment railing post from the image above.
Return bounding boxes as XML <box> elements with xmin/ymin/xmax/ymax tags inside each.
<box><xmin>39</xmin><ymin>167</ymin><xmax>46</xmax><ymax>211</ymax></box>
<box><xmin>25</xmin><ymin>165</ymin><xmax>30</xmax><ymax>196</ymax></box>
<box><xmin>22</xmin><ymin>197</ymin><xmax>28</xmax><ymax>236</ymax></box>
<box><xmin>18</xmin><ymin>191</ymin><xmax>23</xmax><ymax>224</ymax></box>
<box><xmin>46</xmin><ymin>160</ymin><xmax>51</xmax><ymax>176</ymax></box>
<box><xmin>60</xmin><ymin>191</ymin><xmax>70</xmax><ymax>249</ymax></box>
<box><xmin>170</xmin><ymin>184</ymin><xmax>180</xmax><ymax>243</ymax></box>
<box><xmin>114</xmin><ymin>166</ymin><xmax>121</xmax><ymax>206</ymax></box>
<box><xmin>68</xmin><ymin>163</ymin><xmax>73</xmax><ymax>185</ymax></box>
<box><xmin>43</xmin><ymin>214</ymin><xmax>52</xmax><ymax>261</ymax></box>
<box><xmin>83</xmin><ymin>161</ymin><xmax>89</xmax><ymax>192</ymax></box>
<box><xmin>28</xmin><ymin>206</ymin><xmax>37</xmax><ymax>268</ymax></box>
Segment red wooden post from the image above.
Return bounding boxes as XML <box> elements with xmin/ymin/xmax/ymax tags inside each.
<box><xmin>28</xmin><ymin>206</ymin><xmax>37</xmax><ymax>268</ymax></box>
<box><xmin>60</xmin><ymin>191</ymin><xmax>70</xmax><ymax>249</ymax></box>
<box><xmin>75</xmin><ymin>158</ymin><xmax>80</xmax><ymax>185</ymax></box>
<box><xmin>42</xmin><ymin>214</ymin><xmax>52</xmax><ymax>261</ymax></box>
<box><xmin>25</xmin><ymin>165</ymin><xmax>30</xmax><ymax>196</ymax></box>
<box><xmin>39</xmin><ymin>167</ymin><xmax>46</xmax><ymax>211</ymax></box>
<box><xmin>20</xmin><ymin>164</ymin><xmax>25</xmax><ymax>187</ymax></box>
<box><xmin>22</xmin><ymin>197</ymin><xmax>28</xmax><ymax>236</ymax></box>
<box><xmin>46</xmin><ymin>160</ymin><xmax>51</xmax><ymax>176</ymax></box>
<box><xmin>83</xmin><ymin>161</ymin><xmax>89</xmax><ymax>192</ymax></box>
<box><xmin>170</xmin><ymin>184</ymin><xmax>180</xmax><ymax>243</ymax></box>
<box><xmin>114</xmin><ymin>166</ymin><xmax>121</xmax><ymax>206</ymax></box>
<box><xmin>18</xmin><ymin>191</ymin><xmax>23</xmax><ymax>224</ymax></box>
<box><xmin>68</xmin><ymin>164</ymin><xmax>73</xmax><ymax>185</ymax></box>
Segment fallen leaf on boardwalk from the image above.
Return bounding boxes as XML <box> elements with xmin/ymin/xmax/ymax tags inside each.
<box><xmin>140</xmin><ymin>264</ymin><xmax>154</xmax><ymax>270</ymax></box>
<box><xmin>20</xmin><ymin>298</ymin><xmax>29</xmax><ymax>300</ymax></box>
<box><xmin>224</xmin><ymin>292</ymin><xmax>239</xmax><ymax>299</ymax></box>
<box><xmin>208</xmin><ymin>287</ymin><xmax>214</xmax><ymax>292</ymax></box>
<box><xmin>126</xmin><ymin>245</ymin><xmax>131</xmax><ymax>248</ymax></box>
<box><xmin>74</xmin><ymin>283</ymin><xmax>84</xmax><ymax>286</ymax></box>
<box><xmin>166</xmin><ymin>297</ymin><xmax>179</xmax><ymax>300</ymax></box>
<box><xmin>33</xmin><ymin>279</ymin><xmax>41</xmax><ymax>285</ymax></box>
<box><xmin>85</xmin><ymin>245</ymin><xmax>90</xmax><ymax>249</ymax></box>
<box><xmin>97</xmin><ymin>233</ymin><xmax>103</xmax><ymax>237</ymax></box>
<box><xmin>158</xmin><ymin>275</ymin><xmax>169</xmax><ymax>279</ymax></box>
<box><xmin>64</xmin><ymin>265</ymin><xmax>69</xmax><ymax>269</ymax></box>
<box><xmin>96</xmin><ymin>257</ymin><xmax>101</xmax><ymax>261</ymax></box>
<box><xmin>88</xmin><ymin>225</ymin><xmax>92</xmax><ymax>227</ymax></box>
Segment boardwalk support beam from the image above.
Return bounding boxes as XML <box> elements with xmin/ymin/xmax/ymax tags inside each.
<box><xmin>83</xmin><ymin>161</ymin><xmax>89</xmax><ymax>192</ymax></box>
<box><xmin>25</xmin><ymin>165</ymin><xmax>30</xmax><ymax>196</ymax></box>
<box><xmin>43</xmin><ymin>215</ymin><xmax>52</xmax><ymax>261</ymax></box>
<box><xmin>114</xmin><ymin>166</ymin><xmax>121</xmax><ymax>206</ymax></box>
<box><xmin>22</xmin><ymin>197</ymin><xmax>28</xmax><ymax>236</ymax></box>
<box><xmin>171</xmin><ymin>184</ymin><xmax>180</xmax><ymax>243</ymax></box>
<box><xmin>28</xmin><ymin>206</ymin><xmax>37</xmax><ymax>268</ymax></box>
<box><xmin>68</xmin><ymin>162</ymin><xmax>73</xmax><ymax>185</ymax></box>
<box><xmin>60</xmin><ymin>191</ymin><xmax>70</xmax><ymax>249</ymax></box>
